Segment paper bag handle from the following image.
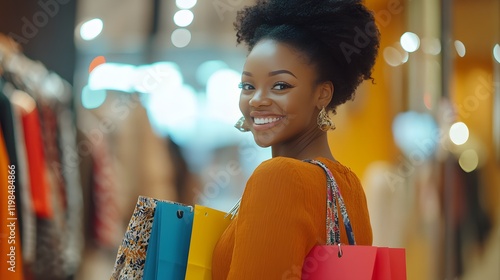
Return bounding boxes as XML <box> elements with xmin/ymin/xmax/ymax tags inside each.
<box><xmin>304</xmin><ymin>160</ymin><xmax>356</xmax><ymax>246</ymax></box>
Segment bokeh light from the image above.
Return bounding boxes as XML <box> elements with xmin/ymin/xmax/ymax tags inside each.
<box><xmin>88</xmin><ymin>63</ymin><xmax>136</xmax><ymax>92</ymax></box>
<box><xmin>400</xmin><ymin>32</ymin><xmax>420</xmax><ymax>53</ymax></box>
<box><xmin>176</xmin><ymin>0</ymin><xmax>197</xmax><ymax>9</ymax></box>
<box><xmin>88</xmin><ymin>56</ymin><xmax>106</xmax><ymax>73</ymax></box>
<box><xmin>449</xmin><ymin>122</ymin><xmax>469</xmax><ymax>145</ymax></box>
<box><xmin>383</xmin><ymin>46</ymin><xmax>407</xmax><ymax>67</ymax></box>
<box><xmin>454</xmin><ymin>40</ymin><xmax>466</xmax><ymax>57</ymax></box>
<box><xmin>459</xmin><ymin>149</ymin><xmax>479</xmax><ymax>173</ymax></box>
<box><xmin>494</xmin><ymin>44</ymin><xmax>500</xmax><ymax>63</ymax></box>
<box><xmin>80</xmin><ymin>18</ymin><xmax>103</xmax><ymax>41</ymax></box>
<box><xmin>206</xmin><ymin>68</ymin><xmax>242</xmax><ymax>124</ymax></box>
<box><xmin>421</xmin><ymin>38</ymin><xmax>441</xmax><ymax>55</ymax></box>
<box><xmin>173</xmin><ymin>10</ymin><xmax>194</xmax><ymax>27</ymax></box>
<box><xmin>144</xmin><ymin>84</ymin><xmax>198</xmax><ymax>143</ymax></box>
<box><xmin>196</xmin><ymin>60</ymin><xmax>229</xmax><ymax>86</ymax></box>
<box><xmin>81</xmin><ymin>85</ymin><xmax>107</xmax><ymax>109</ymax></box>
<box><xmin>392</xmin><ymin>111</ymin><xmax>439</xmax><ymax>160</ymax></box>
<box><xmin>171</xmin><ymin>28</ymin><xmax>192</xmax><ymax>48</ymax></box>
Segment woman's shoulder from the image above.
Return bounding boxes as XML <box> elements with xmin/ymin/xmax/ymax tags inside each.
<box><xmin>252</xmin><ymin>157</ymin><xmax>321</xmax><ymax>179</ymax></box>
<box><xmin>249</xmin><ymin>157</ymin><xmax>362</xmax><ymax>196</ymax></box>
<box><xmin>244</xmin><ymin>157</ymin><xmax>315</xmax><ymax>197</ymax></box>
<box><xmin>241</xmin><ymin>158</ymin><xmax>321</xmax><ymax>214</ymax></box>
<box><xmin>240</xmin><ymin>156</ymin><xmax>365</xmax><ymax>217</ymax></box>
<box><xmin>246</xmin><ymin>156</ymin><xmax>355</xmax><ymax>192</ymax></box>
<box><xmin>253</xmin><ymin>156</ymin><xmax>352</xmax><ymax>178</ymax></box>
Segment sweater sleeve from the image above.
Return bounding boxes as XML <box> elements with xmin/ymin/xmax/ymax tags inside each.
<box><xmin>227</xmin><ymin>158</ymin><xmax>317</xmax><ymax>279</ymax></box>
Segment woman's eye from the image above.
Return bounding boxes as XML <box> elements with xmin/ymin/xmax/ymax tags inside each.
<box><xmin>272</xmin><ymin>82</ymin><xmax>293</xmax><ymax>90</ymax></box>
<box><xmin>238</xmin><ymin>82</ymin><xmax>254</xmax><ymax>90</ymax></box>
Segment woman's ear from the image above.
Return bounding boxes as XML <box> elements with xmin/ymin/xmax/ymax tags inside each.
<box><xmin>316</xmin><ymin>81</ymin><xmax>334</xmax><ymax>109</ymax></box>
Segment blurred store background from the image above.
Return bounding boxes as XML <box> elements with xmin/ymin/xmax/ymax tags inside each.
<box><xmin>0</xmin><ymin>0</ymin><xmax>499</xmax><ymax>279</ymax></box>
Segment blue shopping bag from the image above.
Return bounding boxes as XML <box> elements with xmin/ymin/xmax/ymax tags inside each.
<box><xmin>143</xmin><ymin>201</ymin><xmax>194</xmax><ymax>280</ymax></box>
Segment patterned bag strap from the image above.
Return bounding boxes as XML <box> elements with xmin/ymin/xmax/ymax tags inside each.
<box><xmin>225</xmin><ymin>197</ymin><xmax>241</xmax><ymax>219</ymax></box>
<box><xmin>304</xmin><ymin>160</ymin><xmax>356</xmax><ymax>246</ymax></box>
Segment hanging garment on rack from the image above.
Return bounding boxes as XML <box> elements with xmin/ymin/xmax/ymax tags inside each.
<box><xmin>57</xmin><ymin>107</ymin><xmax>85</xmax><ymax>276</ymax></box>
<box><xmin>33</xmin><ymin>216</ymin><xmax>66</xmax><ymax>280</ymax></box>
<box><xmin>20</xmin><ymin>103</ymin><xmax>53</xmax><ymax>219</ymax></box>
<box><xmin>91</xmin><ymin>138</ymin><xmax>122</xmax><ymax>249</ymax></box>
<box><xmin>39</xmin><ymin>102</ymin><xmax>67</xmax><ymax>211</ymax></box>
<box><xmin>8</xmin><ymin>89</ymin><xmax>37</xmax><ymax>273</ymax></box>
<box><xmin>2</xmin><ymin>38</ymin><xmax>84</xmax><ymax>278</ymax></box>
<box><xmin>35</xmin><ymin>101</ymin><xmax>69</xmax><ymax>279</ymax></box>
<box><xmin>0</xmin><ymin>90</ymin><xmax>24</xmax><ymax>243</ymax></box>
<box><xmin>38</xmin><ymin>84</ymin><xmax>85</xmax><ymax>277</ymax></box>
<box><xmin>0</xmin><ymin>126</ymin><xmax>25</xmax><ymax>280</ymax></box>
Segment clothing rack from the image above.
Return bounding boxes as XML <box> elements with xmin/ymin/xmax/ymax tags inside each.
<box><xmin>0</xmin><ymin>38</ymin><xmax>71</xmax><ymax>106</ymax></box>
<box><xmin>1</xmin><ymin>34</ymin><xmax>85</xmax><ymax>280</ymax></box>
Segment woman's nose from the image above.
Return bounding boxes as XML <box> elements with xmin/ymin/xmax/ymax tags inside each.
<box><xmin>249</xmin><ymin>89</ymin><xmax>272</xmax><ymax>107</ymax></box>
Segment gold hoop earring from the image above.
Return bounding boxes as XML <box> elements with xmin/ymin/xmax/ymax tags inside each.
<box><xmin>234</xmin><ymin>116</ymin><xmax>250</xmax><ymax>132</ymax></box>
<box><xmin>317</xmin><ymin>107</ymin><xmax>335</xmax><ymax>131</ymax></box>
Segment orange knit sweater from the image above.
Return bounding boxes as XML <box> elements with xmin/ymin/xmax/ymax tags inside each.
<box><xmin>212</xmin><ymin>156</ymin><xmax>372</xmax><ymax>279</ymax></box>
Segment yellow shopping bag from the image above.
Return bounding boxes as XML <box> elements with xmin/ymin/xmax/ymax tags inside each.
<box><xmin>184</xmin><ymin>205</ymin><xmax>232</xmax><ymax>280</ymax></box>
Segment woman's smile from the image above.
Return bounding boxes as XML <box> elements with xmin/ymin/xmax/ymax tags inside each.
<box><xmin>249</xmin><ymin>110</ymin><xmax>285</xmax><ymax>131</ymax></box>
<box><xmin>252</xmin><ymin>116</ymin><xmax>285</xmax><ymax>131</ymax></box>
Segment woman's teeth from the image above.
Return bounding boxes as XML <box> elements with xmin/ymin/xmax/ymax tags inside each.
<box><xmin>254</xmin><ymin>117</ymin><xmax>282</xmax><ymax>125</ymax></box>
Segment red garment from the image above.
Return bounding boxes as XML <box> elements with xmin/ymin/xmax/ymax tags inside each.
<box><xmin>21</xmin><ymin>107</ymin><xmax>52</xmax><ymax>218</ymax></box>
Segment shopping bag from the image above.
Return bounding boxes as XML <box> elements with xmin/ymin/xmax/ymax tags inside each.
<box><xmin>110</xmin><ymin>196</ymin><xmax>192</xmax><ymax>280</ymax></box>
<box><xmin>300</xmin><ymin>160</ymin><xmax>407</xmax><ymax>280</ymax></box>
<box><xmin>111</xmin><ymin>196</ymin><xmax>157</xmax><ymax>279</ymax></box>
<box><xmin>143</xmin><ymin>201</ymin><xmax>194</xmax><ymax>280</ymax></box>
<box><xmin>184</xmin><ymin>205</ymin><xmax>232</xmax><ymax>280</ymax></box>
<box><xmin>302</xmin><ymin>245</ymin><xmax>406</xmax><ymax>279</ymax></box>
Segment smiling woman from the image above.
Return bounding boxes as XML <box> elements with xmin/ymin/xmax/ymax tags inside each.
<box><xmin>238</xmin><ymin>40</ymin><xmax>328</xmax><ymax>150</ymax></box>
<box><xmin>212</xmin><ymin>0</ymin><xmax>380</xmax><ymax>279</ymax></box>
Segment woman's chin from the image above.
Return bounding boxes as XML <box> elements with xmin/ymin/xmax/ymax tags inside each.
<box><xmin>252</xmin><ymin>133</ymin><xmax>275</xmax><ymax>148</ymax></box>
<box><xmin>255</xmin><ymin>142</ymin><xmax>271</xmax><ymax>148</ymax></box>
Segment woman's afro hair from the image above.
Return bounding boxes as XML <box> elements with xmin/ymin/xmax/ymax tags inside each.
<box><xmin>234</xmin><ymin>0</ymin><xmax>380</xmax><ymax>113</ymax></box>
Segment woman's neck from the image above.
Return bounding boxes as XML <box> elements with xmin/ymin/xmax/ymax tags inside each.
<box><xmin>271</xmin><ymin>128</ymin><xmax>335</xmax><ymax>161</ymax></box>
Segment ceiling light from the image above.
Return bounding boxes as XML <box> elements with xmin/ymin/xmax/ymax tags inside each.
<box><xmin>171</xmin><ymin>28</ymin><xmax>191</xmax><ymax>48</ymax></box>
<box><xmin>400</xmin><ymin>32</ymin><xmax>420</xmax><ymax>53</ymax></box>
<box><xmin>494</xmin><ymin>44</ymin><xmax>500</xmax><ymax>63</ymax></box>
<box><xmin>454</xmin><ymin>40</ymin><xmax>466</xmax><ymax>57</ymax></box>
<box><xmin>80</xmin><ymin>18</ymin><xmax>103</xmax><ymax>41</ymax></box>
<box><xmin>383</xmin><ymin>47</ymin><xmax>406</xmax><ymax>67</ymax></box>
<box><xmin>449</xmin><ymin>122</ymin><xmax>469</xmax><ymax>145</ymax></box>
<box><xmin>176</xmin><ymin>0</ymin><xmax>197</xmax><ymax>9</ymax></box>
<box><xmin>459</xmin><ymin>150</ymin><xmax>479</xmax><ymax>173</ymax></box>
<box><xmin>174</xmin><ymin>10</ymin><xmax>194</xmax><ymax>27</ymax></box>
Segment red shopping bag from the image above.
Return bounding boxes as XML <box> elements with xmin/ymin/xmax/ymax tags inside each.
<box><xmin>302</xmin><ymin>245</ymin><xmax>406</xmax><ymax>280</ymax></box>
<box><xmin>300</xmin><ymin>160</ymin><xmax>407</xmax><ymax>280</ymax></box>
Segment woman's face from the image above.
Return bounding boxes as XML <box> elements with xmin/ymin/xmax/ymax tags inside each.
<box><xmin>239</xmin><ymin>39</ymin><xmax>330</xmax><ymax>148</ymax></box>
